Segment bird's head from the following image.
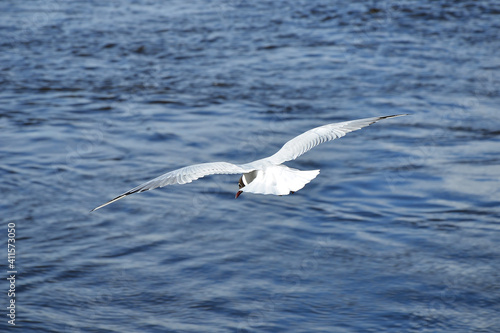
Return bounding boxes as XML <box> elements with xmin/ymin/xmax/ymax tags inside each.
<box><xmin>235</xmin><ymin>175</ymin><xmax>245</xmax><ymax>198</ymax></box>
<box><xmin>235</xmin><ymin>171</ymin><xmax>258</xmax><ymax>198</ymax></box>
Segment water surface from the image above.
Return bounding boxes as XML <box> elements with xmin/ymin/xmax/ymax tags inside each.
<box><xmin>1</xmin><ymin>1</ymin><xmax>499</xmax><ymax>332</ymax></box>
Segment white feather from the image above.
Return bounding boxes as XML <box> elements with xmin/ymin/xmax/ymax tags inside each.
<box><xmin>92</xmin><ymin>114</ymin><xmax>406</xmax><ymax>211</ymax></box>
<box><xmin>240</xmin><ymin>165</ymin><xmax>319</xmax><ymax>196</ymax></box>
<box><xmin>261</xmin><ymin>115</ymin><xmax>405</xmax><ymax>165</ymax></box>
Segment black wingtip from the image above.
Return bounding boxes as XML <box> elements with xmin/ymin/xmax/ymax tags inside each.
<box><xmin>90</xmin><ymin>194</ymin><xmax>128</xmax><ymax>212</ymax></box>
<box><xmin>368</xmin><ymin>114</ymin><xmax>408</xmax><ymax>126</ymax></box>
<box><xmin>382</xmin><ymin>114</ymin><xmax>410</xmax><ymax>119</ymax></box>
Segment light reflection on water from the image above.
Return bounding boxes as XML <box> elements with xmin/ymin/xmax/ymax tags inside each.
<box><xmin>1</xmin><ymin>0</ymin><xmax>499</xmax><ymax>332</ymax></box>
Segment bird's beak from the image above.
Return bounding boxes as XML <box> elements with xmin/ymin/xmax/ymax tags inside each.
<box><xmin>235</xmin><ymin>190</ymin><xmax>242</xmax><ymax>199</ymax></box>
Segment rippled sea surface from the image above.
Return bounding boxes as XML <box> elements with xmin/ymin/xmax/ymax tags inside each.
<box><xmin>2</xmin><ymin>1</ymin><xmax>500</xmax><ymax>332</ymax></box>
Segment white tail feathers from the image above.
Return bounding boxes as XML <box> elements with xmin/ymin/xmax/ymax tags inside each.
<box><xmin>240</xmin><ymin>165</ymin><xmax>320</xmax><ymax>196</ymax></box>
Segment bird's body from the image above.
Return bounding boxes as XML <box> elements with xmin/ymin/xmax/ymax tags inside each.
<box><xmin>92</xmin><ymin>114</ymin><xmax>406</xmax><ymax>211</ymax></box>
<box><xmin>236</xmin><ymin>165</ymin><xmax>320</xmax><ymax>198</ymax></box>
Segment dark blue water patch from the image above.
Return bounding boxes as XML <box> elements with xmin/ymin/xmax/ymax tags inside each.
<box><xmin>2</xmin><ymin>0</ymin><xmax>500</xmax><ymax>332</ymax></box>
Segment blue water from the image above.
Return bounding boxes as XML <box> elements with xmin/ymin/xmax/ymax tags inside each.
<box><xmin>2</xmin><ymin>1</ymin><xmax>500</xmax><ymax>332</ymax></box>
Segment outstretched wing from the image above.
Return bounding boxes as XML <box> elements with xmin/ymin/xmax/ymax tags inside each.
<box><xmin>263</xmin><ymin>114</ymin><xmax>406</xmax><ymax>165</ymax></box>
<box><xmin>91</xmin><ymin>162</ymin><xmax>250</xmax><ymax>211</ymax></box>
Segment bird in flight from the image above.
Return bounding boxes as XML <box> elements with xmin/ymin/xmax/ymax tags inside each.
<box><xmin>91</xmin><ymin>114</ymin><xmax>406</xmax><ymax>211</ymax></box>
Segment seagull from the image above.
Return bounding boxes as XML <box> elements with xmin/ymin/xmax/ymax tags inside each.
<box><xmin>91</xmin><ymin>114</ymin><xmax>406</xmax><ymax>211</ymax></box>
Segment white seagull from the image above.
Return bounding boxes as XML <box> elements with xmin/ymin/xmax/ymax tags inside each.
<box><xmin>92</xmin><ymin>114</ymin><xmax>406</xmax><ymax>211</ymax></box>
